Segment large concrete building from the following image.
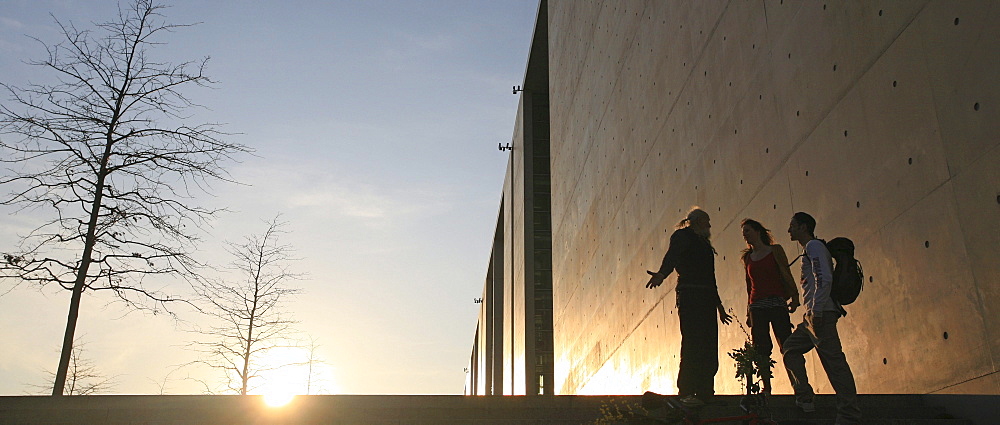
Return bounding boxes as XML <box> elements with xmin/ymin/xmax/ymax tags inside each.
<box><xmin>467</xmin><ymin>0</ymin><xmax>999</xmax><ymax>397</ymax></box>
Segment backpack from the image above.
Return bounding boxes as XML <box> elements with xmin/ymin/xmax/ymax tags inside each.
<box><xmin>825</xmin><ymin>237</ymin><xmax>864</xmax><ymax>306</ymax></box>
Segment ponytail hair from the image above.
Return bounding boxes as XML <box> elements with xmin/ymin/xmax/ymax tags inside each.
<box><xmin>676</xmin><ymin>207</ymin><xmax>708</xmax><ymax>229</ymax></box>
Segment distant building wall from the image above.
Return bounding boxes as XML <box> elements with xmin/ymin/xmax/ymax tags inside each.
<box><xmin>472</xmin><ymin>0</ymin><xmax>998</xmax><ymax>396</ymax></box>
<box><xmin>468</xmin><ymin>0</ymin><xmax>554</xmax><ymax>395</ymax></box>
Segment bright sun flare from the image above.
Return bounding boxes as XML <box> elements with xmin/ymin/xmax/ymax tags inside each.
<box><xmin>263</xmin><ymin>391</ymin><xmax>295</xmax><ymax>407</ymax></box>
<box><xmin>253</xmin><ymin>346</ymin><xmax>338</xmax><ymax>407</ymax></box>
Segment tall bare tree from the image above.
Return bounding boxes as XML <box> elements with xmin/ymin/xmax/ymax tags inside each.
<box><xmin>0</xmin><ymin>0</ymin><xmax>249</xmax><ymax>396</ymax></box>
<box><xmin>189</xmin><ymin>217</ymin><xmax>303</xmax><ymax>395</ymax></box>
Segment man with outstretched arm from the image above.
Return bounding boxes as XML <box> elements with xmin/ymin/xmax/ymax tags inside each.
<box><xmin>646</xmin><ymin>207</ymin><xmax>732</xmax><ymax>407</ymax></box>
<box><xmin>782</xmin><ymin>212</ymin><xmax>861</xmax><ymax>425</ymax></box>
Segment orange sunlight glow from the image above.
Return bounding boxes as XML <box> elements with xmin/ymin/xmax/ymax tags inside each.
<box><xmin>263</xmin><ymin>392</ymin><xmax>295</xmax><ymax>408</ymax></box>
<box><xmin>253</xmin><ymin>346</ymin><xmax>338</xmax><ymax>406</ymax></box>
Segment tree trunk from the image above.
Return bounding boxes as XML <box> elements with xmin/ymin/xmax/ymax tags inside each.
<box><xmin>52</xmin><ymin>128</ymin><xmax>116</xmax><ymax>396</ymax></box>
<box><xmin>51</xmin><ymin>190</ymin><xmax>106</xmax><ymax>395</ymax></box>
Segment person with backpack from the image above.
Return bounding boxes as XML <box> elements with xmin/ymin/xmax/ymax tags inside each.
<box><xmin>782</xmin><ymin>212</ymin><xmax>861</xmax><ymax>425</ymax></box>
<box><xmin>646</xmin><ymin>207</ymin><xmax>733</xmax><ymax>407</ymax></box>
<box><xmin>740</xmin><ymin>218</ymin><xmax>800</xmax><ymax>394</ymax></box>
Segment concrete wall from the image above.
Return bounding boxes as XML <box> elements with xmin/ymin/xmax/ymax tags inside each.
<box><xmin>470</xmin><ymin>93</ymin><xmax>531</xmax><ymax>396</ymax></box>
<box><xmin>504</xmin><ymin>97</ymin><xmax>527</xmax><ymax>396</ymax></box>
<box><xmin>0</xmin><ymin>395</ymin><xmax>627</xmax><ymax>424</ymax></box>
<box><xmin>547</xmin><ymin>0</ymin><xmax>999</xmax><ymax>396</ymax></box>
<box><xmin>468</xmin><ymin>1</ymin><xmax>556</xmax><ymax>396</ymax></box>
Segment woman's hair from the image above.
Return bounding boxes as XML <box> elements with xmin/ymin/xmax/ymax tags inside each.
<box><xmin>740</xmin><ymin>218</ymin><xmax>773</xmax><ymax>261</ymax></box>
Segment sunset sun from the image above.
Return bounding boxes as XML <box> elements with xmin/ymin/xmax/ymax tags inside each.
<box><xmin>255</xmin><ymin>346</ymin><xmax>337</xmax><ymax>407</ymax></box>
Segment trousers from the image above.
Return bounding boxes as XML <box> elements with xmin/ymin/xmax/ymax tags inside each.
<box><xmin>677</xmin><ymin>298</ymin><xmax>718</xmax><ymax>397</ymax></box>
<box><xmin>750</xmin><ymin>306</ymin><xmax>792</xmax><ymax>391</ymax></box>
<box><xmin>782</xmin><ymin>312</ymin><xmax>862</xmax><ymax>424</ymax></box>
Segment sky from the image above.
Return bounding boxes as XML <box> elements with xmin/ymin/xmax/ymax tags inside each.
<box><xmin>0</xmin><ymin>0</ymin><xmax>538</xmax><ymax>395</ymax></box>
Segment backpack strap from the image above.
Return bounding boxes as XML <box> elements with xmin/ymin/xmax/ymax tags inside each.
<box><xmin>789</xmin><ymin>239</ymin><xmax>825</xmax><ymax>266</ymax></box>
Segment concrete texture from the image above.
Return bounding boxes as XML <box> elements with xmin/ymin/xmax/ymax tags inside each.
<box><xmin>468</xmin><ymin>1</ymin><xmax>554</xmax><ymax>397</ymax></box>
<box><xmin>546</xmin><ymin>0</ymin><xmax>999</xmax><ymax>396</ymax></box>
<box><xmin>471</xmin><ymin>0</ymin><xmax>999</xmax><ymax>399</ymax></box>
<box><xmin>0</xmin><ymin>394</ymin><xmax>989</xmax><ymax>424</ymax></box>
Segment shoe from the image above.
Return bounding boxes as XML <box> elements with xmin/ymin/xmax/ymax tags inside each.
<box><xmin>679</xmin><ymin>395</ymin><xmax>705</xmax><ymax>407</ymax></box>
<box><xmin>795</xmin><ymin>398</ymin><xmax>816</xmax><ymax>413</ymax></box>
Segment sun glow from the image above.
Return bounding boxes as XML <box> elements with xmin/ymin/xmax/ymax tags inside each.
<box><xmin>252</xmin><ymin>345</ymin><xmax>338</xmax><ymax>406</ymax></box>
<box><xmin>263</xmin><ymin>391</ymin><xmax>295</xmax><ymax>407</ymax></box>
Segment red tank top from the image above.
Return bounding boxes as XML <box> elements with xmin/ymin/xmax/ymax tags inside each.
<box><xmin>746</xmin><ymin>251</ymin><xmax>787</xmax><ymax>302</ymax></box>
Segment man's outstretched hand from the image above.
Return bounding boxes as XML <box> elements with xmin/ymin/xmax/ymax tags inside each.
<box><xmin>646</xmin><ymin>270</ymin><xmax>664</xmax><ymax>288</ymax></box>
<box><xmin>718</xmin><ymin>306</ymin><xmax>733</xmax><ymax>325</ymax></box>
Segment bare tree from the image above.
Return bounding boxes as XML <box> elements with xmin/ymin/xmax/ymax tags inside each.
<box><xmin>31</xmin><ymin>339</ymin><xmax>118</xmax><ymax>396</ymax></box>
<box><xmin>0</xmin><ymin>0</ymin><xmax>249</xmax><ymax>396</ymax></box>
<box><xmin>189</xmin><ymin>217</ymin><xmax>303</xmax><ymax>395</ymax></box>
<box><xmin>303</xmin><ymin>335</ymin><xmax>329</xmax><ymax>395</ymax></box>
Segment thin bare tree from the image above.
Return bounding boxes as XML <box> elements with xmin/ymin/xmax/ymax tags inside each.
<box><xmin>303</xmin><ymin>335</ymin><xmax>330</xmax><ymax>395</ymax></box>
<box><xmin>31</xmin><ymin>339</ymin><xmax>118</xmax><ymax>396</ymax></box>
<box><xmin>0</xmin><ymin>0</ymin><xmax>249</xmax><ymax>396</ymax></box>
<box><xmin>189</xmin><ymin>217</ymin><xmax>303</xmax><ymax>395</ymax></box>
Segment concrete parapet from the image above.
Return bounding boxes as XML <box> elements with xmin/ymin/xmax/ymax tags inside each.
<box><xmin>0</xmin><ymin>394</ymin><xmax>992</xmax><ymax>424</ymax></box>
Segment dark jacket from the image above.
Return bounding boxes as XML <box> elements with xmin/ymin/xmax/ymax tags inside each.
<box><xmin>656</xmin><ymin>227</ymin><xmax>722</xmax><ymax>306</ymax></box>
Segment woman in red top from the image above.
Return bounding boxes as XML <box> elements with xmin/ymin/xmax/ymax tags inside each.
<box><xmin>741</xmin><ymin>218</ymin><xmax>800</xmax><ymax>394</ymax></box>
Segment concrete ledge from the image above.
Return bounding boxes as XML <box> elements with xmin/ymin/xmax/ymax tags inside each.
<box><xmin>0</xmin><ymin>395</ymin><xmax>617</xmax><ymax>425</ymax></box>
<box><xmin>0</xmin><ymin>394</ymin><xmax>991</xmax><ymax>424</ymax></box>
<box><xmin>922</xmin><ymin>394</ymin><xmax>1000</xmax><ymax>425</ymax></box>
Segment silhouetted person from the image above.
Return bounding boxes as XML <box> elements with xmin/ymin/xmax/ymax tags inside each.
<box><xmin>646</xmin><ymin>207</ymin><xmax>732</xmax><ymax>406</ymax></box>
<box><xmin>740</xmin><ymin>218</ymin><xmax>799</xmax><ymax>394</ymax></box>
<box><xmin>782</xmin><ymin>212</ymin><xmax>861</xmax><ymax>424</ymax></box>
